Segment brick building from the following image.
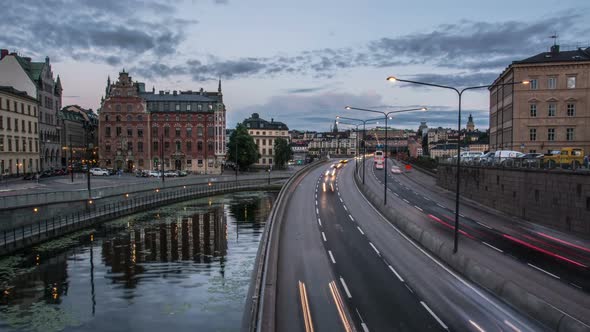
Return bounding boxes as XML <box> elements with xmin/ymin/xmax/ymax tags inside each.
<box><xmin>98</xmin><ymin>71</ymin><xmax>226</xmax><ymax>174</ymax></box>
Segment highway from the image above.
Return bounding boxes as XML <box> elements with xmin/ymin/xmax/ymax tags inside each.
<box><xmin>273</xmin><ymin>160</ymin><xmax>552</xmax><ymax>331</ymax></box>
<box><xmin>372</xmin><ymin>159</ymin><xmax>590</xmax><ymax>291</ymax></box>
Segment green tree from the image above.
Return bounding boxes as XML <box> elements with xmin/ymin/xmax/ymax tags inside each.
<box><xmin>227</xmin><ymin>124</ymin><xmax>260</xmax><ymax>170</ymax></box>
<box><xmin>273</xmin><ymin>138</ymin><xmax>293</xmax><ymax>169</ymax></box>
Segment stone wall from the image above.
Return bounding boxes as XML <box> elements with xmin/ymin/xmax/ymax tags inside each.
<box><xmin>437</xmin><ymin>165</ymin><xmax>590</xmax><ymax>235</ymax></box>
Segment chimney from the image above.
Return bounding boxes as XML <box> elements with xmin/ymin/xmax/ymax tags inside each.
<box><xmin>0</xmin><ymin>49</ymin><xmax>8</xmax><ymax>60</ymax></box>
<box><xmin>173</xmin><ymin>90</ymin><xmax>177</xmax><ymax>96</ymax></box>
<box><xmin>159</xmin><ymin>90</ymin><xmax>164</xmax><ymax>95</ymax></box>
<box><xmin>550</xmin><ymin>44</ymin><xmax>560</xmax><ymax>54</ymax></box>
<box><xmin>271</xmin><ymin>118</ymin><xmax>274</xmax><ymax>123</ymax></box>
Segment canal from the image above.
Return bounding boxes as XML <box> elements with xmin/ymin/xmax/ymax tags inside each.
<box><xmin>0</xmin><ymin>191</ymin><xmax>276</xmax><ymax>332</ymax></box>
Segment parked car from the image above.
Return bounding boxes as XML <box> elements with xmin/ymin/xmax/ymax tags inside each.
<box><xmin>105</xmin><ymin>168</ymin><xmax>117</xmax><ymax>175</ymax></box>
<box><xmin>90</xmin><ymin>168</ymin><xmax>109</xmax><ymax>176</ymax></box>
<box><xmin>460</xmin><ymin>151</ymin><xmax>484</xmax><ymax>165</ymax></box>
<box><xmin>164</xmin><ymin>170</ymin><xmax>178</xmax><ymax>177</ymax></box>
<box><xmin>474</xmin><ymin>152</ymin><xmax>494</xmax><ymax>166</ymax></box>
<box><xmin>544</xmin><ymin>147</ymin><xmax>585</xmax><ymax>169</ymax></box>
<box><xmin>492</xmin><ymin>150</ymin><xmax>525</xmax><ymax>166</ymax></box>
<box><xmin>177</xmin><ymin>170</ymin><xmax>188</xmax><ymax>177</ymax></box>
<box><xmin>517</xmin><ymin>153</ymin><xmax>544</xmax><ymax>168</ymax></box>
<box><xmin>148</xmin><ymin>170</ymin><xmax>161</xmax><ymax>177</ymax></box>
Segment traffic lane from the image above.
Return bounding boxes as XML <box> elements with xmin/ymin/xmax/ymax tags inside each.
<box><xmin>362</xmin><ymin>158</ymin><xmax>590</xmax><ymax>326</ymax></box>
<box><xmin>275</xmin><ymin>165</ymin><xmax>348</xmax><ymax>332</ymax></box>
<box><xmin>318</xmin><ymin>171</ymin><xmax>442</xmax><ymax>332</ymax></box>
<box><xmin>341</xmin><ymin>161</ymin><xmax>550</xmax><ymax>331</ymax></box>
<box><xmin>390</xmin><ymin>159</ymin><xmax>590</xmax><ymax>261</ymax></box>
<box><xmin>378</xmin><ymin>162</ymin><xmax>590</xmax><ymax>290</ymax></box>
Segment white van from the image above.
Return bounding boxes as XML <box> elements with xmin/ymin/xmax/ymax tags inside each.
<box><xmin>493</xmin><ymin>150</ymin><xmax>524</xmax><ymax>166</ymax></box>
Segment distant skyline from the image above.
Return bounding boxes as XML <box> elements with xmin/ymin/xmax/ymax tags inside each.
<box><xmin>2</xmin><ymin>0</ymin><xmax>589</xmax><ymax>131</ymax></box>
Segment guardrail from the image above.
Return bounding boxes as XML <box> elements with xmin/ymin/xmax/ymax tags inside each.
<box><xmin>0</xmin><ymin>178</ymin><xmax>284</xmax><ymax>256</ymax></box>
<box><xmin>0</xmin><ymin>173</ymin><xmax>292</xmax><ymax>210</ymax></box>
<box><xmin>439</xmin><ymin>158</ymin><xmax>590</xmax><ymax>172</ymax></box>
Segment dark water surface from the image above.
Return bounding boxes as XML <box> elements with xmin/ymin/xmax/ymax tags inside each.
<box><xmin>0</xmin><ymin>191</ymin><xmax>275</xmax><ymax>332</ymax></box>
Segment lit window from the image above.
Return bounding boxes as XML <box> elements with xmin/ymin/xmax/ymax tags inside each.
<box><xmin>567</xmin><ymin>76</ymin><xmax>576</xmax><ymax>89</ymax></box>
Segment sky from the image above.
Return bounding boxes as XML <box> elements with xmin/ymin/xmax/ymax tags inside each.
<box><xmin>1</xmin><ymin>0</ymin><xmax>589</xmax><ymax>132</ymax></box>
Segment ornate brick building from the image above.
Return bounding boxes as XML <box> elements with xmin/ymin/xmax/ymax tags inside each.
<box><xmin>98</xmin><ymin>71</ymin><xmax>226</xmax><ymax>174</ymax></box>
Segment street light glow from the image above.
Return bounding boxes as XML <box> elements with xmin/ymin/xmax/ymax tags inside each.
<box><xmin>345</xmin><ymin>106</ymin><xmax>351</xmax><ymax>110</ymax></box>
<box><xmin>421</xmin><ymin>107</ymin><xmax>427</xmax><ymax>111</ymax></box>
<box><xmin>386</xmin><ymin>76</ymin><xmax>397</xmax><ymax>82</ymax></box>
<box><xmin>522</xmin><ymin>80</ymin><xmax>530</xmax><ymax>85</ymax></box>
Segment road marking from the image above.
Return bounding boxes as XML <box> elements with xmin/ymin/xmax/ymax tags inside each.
<box><xmin>394</xmin><ymin>192</ymin><xmax>399</xmax><ymax>197</ymax></box>
<box><xmin>328</xmin><ymin>250</ymin><xmax>336</xmax><ymax>264</ymax></box>
<box><xmin>436</xmin><ymin>203</ymin><xmax>445</xmax><ymax>208</ymax></box>
<box><xmin>387</xmin><ymin>188</ymin><xmax>392</xmax><ymax>192</ymax></box>
<box><xmin>528</xmin><ymin>263</ymin><xmax>560</xmax><ymax>279</ymax></box>
<box><xmin>322</xmin><ymin>232</ymin><xmax>327</xmax><ymax>242</ymax></box>
<box><xmin>414</xmin><ymin>206</ymin><xmax>423</xmax><ymax>212</ymax></box>
<box><xmin>361</xmin><ymin>323</ymin><xmax>370</xmax><ymax>332</ymax></box>
<box><xmin>318</xmin><ymin>218</ymin><xmax>322</xmax><ymax>227</ymax></box>
<box><xmin>316</xmin><ymin>208</ymin><xmax>319</xmax><ymax>214</ymax></box>
<box><xmin>469</xmin><ymin>320</ymin><xmax>485</xmax><ymax>332</ymax></box>
<box><xmin>423</xmin><ymin>196</ymin><xmax>431</xmax><ymax>201</ymax></box>
<box><xmin>329</xmin><ymin>281</ymin><xmax>353</xmax><ymax>332</ymax></box>
<box><xmin>482</xmin><ymin>241</ymin><xmax>503</xmax><ymax>253</ymax></box>
<box><xmin>348</xmin><ymin>214</ymin><xmax>354</xmax><ymax>221</ymax></box>
<box><xmin>343</xmin><ymin>205</ymin><xmax>348</xmax><ymax>211</ymax></box>
<box><xmin>459</xmin><ymin>213</ymin><xmax>465</xmax><ymax>218</ymax></box>
<box><xmin>570</xmin><ymin>283</ymin><xmax>582</xmax><ymax>290</ymax></box>
<box><xmin>405</xmin><ymin>284</ymin><xmax>414</xmax><ymax>293</ymax></box>
<box><xmin>413</xmin><ymin>191</ymin><xmax>419</xmax><ymax>195</ymax></box>
<box><xmin>420</xmin><ymin>301</ymin><xmax>448</xmax><ymax>330</ymax></box>
<box><xmin>315</xmin><ymin>200</ymin><xmax>318</xmax><ymax>206</ymax></box>
<box><xmin>476</xmin><ymin>221</ymin><xmax>493</xmax><ymax>229</ymax></box>
<box><xmin>369</xmin><ymin>242</ymin><xmax>380</xmax><ymax>256</ymax></box>
<box><xmin>504</xmin><ymin>320</ymin><xmax>522</xmax><ymax>332</ymax></box>
<box><xmin>402</xmin><ymin>199</ymin><xmax>410</xmax><ymax>204</ymax></box>
<box><xmin>357</xmin><ymin>226</ymin><xmax>364</xmax><ymax>235</ymax></box>
<box><xmin>339</xmin><ymin>197</ymin><xmax>343</xmax><ymax>203</ymax></box>
<box><xmin>315</xmin><ymin>193</ymin><xmax>317</xmax><ymax>199</ymax></box>
<box><xmin>339</xmin><ymin>277</ymin><xmax>352</xmax><ymax>298</ymax></box>
<box><xmin>298</xmin><ymin>281</ymin><xmax>315</xmax><ymax>332</ymax></box>
<box><xmin>388</xmin><ymin>265</ymin><xmax>404</xmax><ymax>282</ymax></box>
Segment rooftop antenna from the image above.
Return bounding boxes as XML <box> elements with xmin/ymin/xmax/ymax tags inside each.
<box><xmin>549</xmin><ymin>33</ymin><xmax>558</xmax><ymax>46</ymax></box>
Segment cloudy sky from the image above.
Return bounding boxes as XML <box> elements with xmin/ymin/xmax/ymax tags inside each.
<box><xmin>1</xmin><ymin>0</ymin><xmax>588</xmax><ymax>131</ymax></box>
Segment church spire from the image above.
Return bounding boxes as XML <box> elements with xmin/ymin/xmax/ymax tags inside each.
<box><xmin>218</xmin><ymin>77</ymin><xmax>222</xmax><ymax>93</ymax></box>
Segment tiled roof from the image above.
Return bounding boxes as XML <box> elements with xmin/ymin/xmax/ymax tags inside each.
<box><xmin>0</xmin><ymin>86</ymin><xmax>37</xmax><ymax>101</ymax></box>
<box><xmin>515</xmin><ymin>47</ymin><xmax>590</xmax><ymax>65</ymax></box>
<box><xmin>140</xmin><ymin>91</ymin><xmax>221</xmax><ymax>102</ymax></box>
<box><xmin>243</xmin><ymin>113</ymin><xmax>289</xmax><ymax>130</ymax></box>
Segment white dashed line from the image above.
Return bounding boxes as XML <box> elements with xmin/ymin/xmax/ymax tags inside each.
<box><xmin>369</xmin><ymin>242</ymin><xmax>380</xmax><ymax>256</ymax></box>
<box><xmin>388</xmin><ymin>265</ymin><xmax>404</xmax><ymax>282</ymax></box>
<box><xmin>349</xmin><ymin>214</ymin><xmax>354</xmax><ymax>221</ymax></box>
<box><xmin>470</xmin><ymin>320</ymin><xmax>485</xmax><ymax>332</ymax></box>
<box><xmin>340</xmin><ymin>277</ymin><xmax>352</xmax><ymax>298</ymax></box>
<box><xmin>476</xmin><ymin>221</ymin><xmax>493</xmax><ymax>229</ymax></box>
<box><xmin>316</xmin><ymin>208</ymin><xmax>319</xmax><ymax>214</ymax></box>
<box><xmin>402</xmin><ymin>199</ymin><xmax>410</xmax><ymax>204</ymax></box>
<box><xmin>482</xmin><ymin>241</ymin><xmax>503</xmax><ymax>253</ymax></box>
<box><xmin>423</xmin><ymin>196</ymin><xmax>431</xmax><ymax>201</ymax></box>
<box><xmin>343</xmin><ymin>205</ymin><xmax>348</xmax><ymax>211</ymax></box>
<box><xmin>322</xmin><ymin>232</ymin><xmax>327</xmax><ymax>242</ymax></box>
<box><xmin>328</xmin><ymin>250</ymin><xmax>336</xmax><ymax>264</ymax></box>
<box><xmin>406</xmin><ymin>284</ymin><xmax>414</xmax><ymax>293</ymax></box>
<box><xmin>357</xmin><ymin>226</ymin><xmax>365</xmax><ymax>235</ymax></box>
<box><xmin>570</xmin><ymin>283</ymin><xmax>582</xmax><ymax>289</ymax></box>
<box><xmin>361</xmin><ymin>323</ymin><xmax>370</xmax><ymax>332</ymax></box>
<box><xmin>528</xmin><ymin>263</ymin><xmax>560</xmax><ymax>279</ymax></box>
<box><xmin>436</xmin><ymin>203</ymin><xmax>445</xmax><ymax>208</ymax></box>
<box><xmin>318</xmin><ymin>218</ymin><xmax>322</xmax><ymax>227</ymax></box>
<box><xmin>339</xmin><ymin>197</ymin><xmax>343</xmax><ymax>203</ymax></box>
<box><xmin>504</xmin><ymin>320</ymin><xmax>521</xmax><ymax>332</ymax></box>
<box><xmin>315</xmin><ymin>200</ymin><xmax>318</xmax><ymax>206</ymax></box>
<box><xmin>459</xmin><ymin>213</ymin><xmax>465</xmax><ymax>218</ymax></box>
<box><xmin>394</xmin><ymin>192</ymin><xmax>399</xmax><ymax>197</ymax></box>
<box><xmin>420</xmin><ymin>301</ymin><xmax>448</xmax><ymax>330</ymax></box>
<box><xmin>414</xmin><ymin>206</ymin><xmax>423</xmax><ymax>212</ymax></box>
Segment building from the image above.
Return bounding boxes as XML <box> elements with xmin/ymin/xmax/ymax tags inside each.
<box><xmin>307</xmin><ymin>131</ymin><xmax>358</xmax><ymax>156</ymax></box>
<box><xmin>58</xmin><ymin>105</ymin><xmax>99</xmax><ymax>168</ymax></box>
<box><xmin>98</xmin><ymin>71</ymin><xmax>226</xmax><ymax>174</ymax></box>
<box><xmin>466</xmin><ymin>114</ymin><xmax>475</xmax><ymax>132</ymax></box>
<box><xmin>490</xmin><ymin>45</ymin><xmax>590</xmax><ymax>154</ymax></box>
<box><xmin>243</xmin><ymin>113</ymin><xmax>289</xmax><ymax>167</ymax></box>
<box><xmin>0</xmin><ymin>86</ymin><xmax>40</xmax><ymax>176</ymax></box>
<box><xmin>418</xmin><ymin>121</ymin><xmax>428</xmax><ymax>137</ymax></box>
<box><xmin>429</xmin><ymin>143</ymin><xmax>458</xmax><ymax>159</ymax></box>
<box><xmin>0</xmin><ymin>50</ymin><xmax>62</xmax><ymax>171</ymax></box>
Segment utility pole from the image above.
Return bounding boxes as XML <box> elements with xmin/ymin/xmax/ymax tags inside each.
<box><xmin>160</xmin><ymin>133</ymin><xmax>165</xmax><ymax>185</ymax></box>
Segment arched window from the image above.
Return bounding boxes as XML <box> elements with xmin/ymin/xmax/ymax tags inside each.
<box><xmin>126</xmin><ymin>115</ymin><xmax>132</xmax><ymax>122</ymax></box>
<box><xmin>137</xmin><ymin>115</ymin><xmax>143</xmax><ymax>121</ymax></box>
<box><xmin>105</xmin><ymin>115</ymin><xmax>110</xmax><ymax>122</ymax></box>
<box><xmin>116</xmin><ymin>115</ymin><xmax>121</xmax><ymax>122</ymax></box>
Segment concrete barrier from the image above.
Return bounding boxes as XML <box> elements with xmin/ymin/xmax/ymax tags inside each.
<box><xmin>353</xmin><ymin>168</ymin><xmax>590</xmax><ymax>332</ymax></box>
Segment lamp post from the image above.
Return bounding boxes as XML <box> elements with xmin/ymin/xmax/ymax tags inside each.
<box><xmin>386</xmin><ymin>75</ymin><xmax>529</xmax><ymax>253</ymax></box>
<box><xmin>82</xmin><ymin>122</ymin><xmax>95</xmax><ymax>200</ymax></box>
<box><xmin>335</xmin><ymin>116</ymin><xmax>382</xmax><ymax>185</ymax></box>
<box><xmin>345</xmin><ymin>106</ymin><xmax>426</xmax><ymax>205</ymax></box>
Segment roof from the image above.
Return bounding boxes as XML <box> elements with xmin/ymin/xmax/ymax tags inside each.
<box><xmin>514</xmin><ymin>46</ymin><xmax>590</xmax><ymax>65</ymax></box>
<box><xmin>243</xmin><ymin>113</ymin><xmax>289</xmax><ymax>130</ymax></box>
<box><xmin>140</xmin><ymin>91</ymin><xmax>221</xmax><ymax>103</ymax></box>
<box><xmin>13</xmin><ymin>55</ymin><xmax>45</xmax><ymax>84</ymax></box>
<box><xmin>0</xmin><ymin>86</ymin><xmax>38</xmax><ymax>102</ymax></box>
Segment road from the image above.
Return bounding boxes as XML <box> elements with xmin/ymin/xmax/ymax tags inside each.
<box><xmin>274</xmin><ymin>159</ymin><xmax>549</xmax><ymax>331</ymax></box>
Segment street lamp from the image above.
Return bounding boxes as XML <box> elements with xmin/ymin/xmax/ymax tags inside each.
<box><xmin>336</xmin><ymin>115</ymin><xmax>382</xmax><ymax>185</ymax></box>
<box><xmin>345</xmin><ymin>106</ymin><xmax>426</xmax><ymax>205</ymax></box>
<box><xmin>82</xmin><ymin>122</ymin><xmax>95</xmax><ymax>200</ymax></box>
<box><xmin>387</xmin><ymin>75</ymin><xmax>529</xmax><ymax>253</ymax></box>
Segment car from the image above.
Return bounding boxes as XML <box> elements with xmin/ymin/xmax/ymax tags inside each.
<box><xmin>90</xmin><ymin>168</ymin><xmax>109</xmax><ymax>176</ymax></box>
<box><xmin>375</xmin><ymin>162</ymin><xmax>384</xmax><ymax>170</ymax></box>
<box><xmin>339</xmin><ymin>159</ymin><xmax>348</xmax><ymax>164</ymax></box>
<box><xmin>106</xmin><ymin>168</ymin><xmax>117</xmax><ymax>175</ymax></box>
<box><xmin>518</xmin><ymin>153</ymin><xmax>544</xmax><ymax>168</ymax></box>
<box><xmin>40</xmin><ymin>170</ymin><xmax>53</xmax><ymax>178</ymax></box>
<box><xmin>177</xmin><ymin>170</ymin><xmax>188</xmax><ymax>177</ymax></box>
<box><xmin>390</xmin><ymin>166</ymin><xmax>402</xmax><ymax>174</ymax></box>
<box><xmin>493</xmin><ymin>150</ymin><xmax>525</xmax><ymax>166</ymax></box>
<box><xmin>164</xmin><ymin>170</ymin><xmax>178</xmax><ymax>177</ymax></box>
<box><xmin>475</xmin><ymin>152</ymin><xmax>495</xmax><ymax>166</ymax></box>
<box><xmin>148</xmin><ymin>170</ymin><xmax>161</xmax><ymax>177</ymax></box>
<box><xmin>335</xmin><ymin>163</ymin><xmax>343</xmax><ymax>169</ymax></box>
<box><xmin>330</xmin><ymin>163</ymin><xmax>338</xmax><ymax>169</ymax></box>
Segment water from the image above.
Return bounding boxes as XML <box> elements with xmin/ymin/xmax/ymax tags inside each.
<box><xmin>0</xmin><ymin>191</ymin><xmax>275</xmax><ymax>332</ymax></box>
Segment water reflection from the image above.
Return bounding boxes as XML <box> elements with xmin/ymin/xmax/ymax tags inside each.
<box><xmin>0</xmin><ymin>191</ymin><xmax>275</xmax><ymax>332</ymax></box>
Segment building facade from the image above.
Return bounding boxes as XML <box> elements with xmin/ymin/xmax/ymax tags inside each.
<box><xmin>0</xmin><ymin>50</ymin><xmax>62</xmax><ymax>171</ymax></box>
<box><xmin>59</xmin><ymin>105</ymin><xmax>99</xmax><ymax>168</ymax></box>
<box><xmin>0</xmin><ymin>86</ymin><xmax>39</xmax><ymax>176</ymax></box>
<box><xmin>490</xmin><ymin>45</ymin><xmax>590</xmax><ymax>154</ymax></box>
<box><xmin>243</xmin><ymin>113</ymin><xmax>289</xmax><ymax>167</ymax></box>
<box><xmin>98</xmin><ymin>71</ymin><xmax>226</xmax><ymax>174</ymax></box>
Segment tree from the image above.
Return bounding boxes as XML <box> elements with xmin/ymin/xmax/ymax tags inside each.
<box><xmin>227</xmin><ymin>124</ymin><xmax>259</xmax><ymax>170</ymax></box>
<box><xmin>273</xmin><ymin>138</ymin><xmax>293</xmax><ymax>169</ymax></box>
<box><xmin>421</xmin><ymin>134</ymin><xmax>429</xmax><ymax>156</ymax></box>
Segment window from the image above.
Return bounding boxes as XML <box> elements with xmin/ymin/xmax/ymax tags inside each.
<box><xmin>269</xmin><ymin>158</ymin><xmax>273</xmax><ymax>165</ymax></box>
<box><xmin>137</xmin><ymin>128</ymin><xmax>143</xmax><ymax>137</ymax></box>
<box><xmin>106</xmin><ymin>144</ymin><xmax>111</xmax><ymax>152</ymax></box>
<box><xmin>256</xmin><ymin>139</ymin><xmax>260</xmax><ymax>145</ymax></box>
<box><xmin>529</xmin><ymin>128</ymin><xmax>537</xmax><ymax>141</ymax></box>
<box><xmin>529</xmin><ymin>79</ymin><xmax>538</xmax><ymax>90</ymax></box>
<box><xmin>105</xmin><ymin>127</ymin><xmax>111</xmax><ymax>137</ymax></box>
<box><xmin>262</xmin><ymin>139</ymin><xmax>266</xmax><ymax>145</ymax></box>
<box><xmin>548</xmin><ymin>77</ymin><xmax>557</xmax><ymax>89</ymax></box>
<box><xmin>566</xmin><ymin>128</ymin><xmax>575</xmax><ymax>141</ymax></box>
<box><xmin>139</xmin><ymin>159</ymin><xmax>144</xmax><ymax>167</ymax></box>
<box><xmin>548</xmin><ymin>103</ymin><xmax>556</xmax><ymax>117</ymax></box>
<box><xmin>127</xmin><ymin>104</ymin><xmax>132</xmax><ymax>112</ymax></box>
<box><xmin>197</xmin><ymin>141</ymin><xmax>203</xmax><ymax>151</ymax></box>
<box><xmin>164</xmin><ymin>141</ymin><xmax>170</xmax><ymax>150</ymax></box>
<box><xmin>262</xmin><ymin>148</ymin><xmax>266</xmax><ymax>155</ymax></box>
<box><xmin>197</xmin><ymin>126</ymin><xmax>203</xmax><ymax>136</ymax></box>
<box><xmin>208</xmin><ymin>141</ymin><xmax>213</xmax><ymax>151</ymax></box>
<box><xmin>269</xmin><ymin>148</ymin><xmax>273</xmax><ymax>155</ymax></box>
<box><xmin>186</xmin><ymin>141</ymin><xmax>191</xmax><ymax>152</ymax></box>
<box><xmin>138</xmin><ymin>142</ymin><xmax>143</xmax><ymax>152</ymax></box>
<box><xmin>198</xmin><ymin>104</ymin><xmax>202</xmax><ymax>111</ymax></box>
<box><xmin>152</xmin><ymin>141</ymin><xmax>158</xmax><ymax>151</ymax></box>
<box><xmin>127</xmin><ymin>128</ymin><xmax>132</xmax><ymax>137</ymax></box>
<box><xmin>0</xmin><ymin>116</ymin><xmax>3</xmax><ymax>129</ymax></box>
<box><xmin>175</xmin><ymin>115</ymin><xmax>180</xmax><ymax>121</ymax></box>
<box><xmin>21</xmin><ymin>120</ymin><xmax>24</xmax><ymax>132</ymax></box>
<box><xmin>186</xmin><ymin>159</ymin><xmax>192</xmax><ymax>167</ymax></box>
<box><xmin>15</xmin><ymin>138</ymin><xmax>18</xmax><ymax>152</ymax></box>
<box><xmin>567</xmin><ymin>76</ymin><xmax>576</xmax><ymax>89</ymax></box>
<box><xmin>116</xmin><ymin>127</ymin><xmax>122</xmax><ymax>137</ymax></box>
<box><xmin>14</xmin><ymin>119</ymin><xmax>18</xmax><ymax>132</ymax></box>
<box><xmin>164</xmin><ymin>127</ymin><xmax>170</xmax><ymax>137</ymax></box>
<box><xmin>34</xmin><ymin>123</ymin><xmax>37</xmax><ymax>134</ymax></box>
<box><xmin>28</xmin><ymin>121</ymin><xmax>31</xmax><ymax>133</ymax></box>
<box><xmin>116</xmin><ymin>115</ymin><xmax>121</xmax><ymax>122</ymax></box>
<box><xmin>175</xmin><ymin>127</ymin><xmax>181</xmax><ymax>137</ymax></box>
<box><xmin>186</xmin><ymin>104</ymin><xmax>191</xmax><ymax>111</ymax></box>
<box><xmin>547</xmin><ymin>128</ymin><xmax>555</xmax><ymax>141</ymax></box>
<box><xmin>151</xmin><ymin>127</ymin><xmax>158</xmax><ymax>137</ymax></box>
<box><xmin>116</xmin><ymin>104</ymin><xmax>121</xmax><ymax>112</ymax></box>
<box><xmin>208</xmin><ymin>104</ymin><xmax>213</xmax><ymax>111</ymax></box>
<box><xmin>567</xmin><ymin>104</ymin><xmax>575</xmax><ymax>117</ymax></box>
<box><xmin>152</xmin><ymin>114</ymin><xmax>158</xmax><ymax>121</ymax></box>
<box><xmin>7</xmin><ymin>138</ymin><xmax>11</xmax><ymax>151</ymax></box>
<box><xmin>175</xmin><ymin>104</ymin><xmax>180</xmax><ymax>111</ymax></box>
<box><xmin>262</xmin><ymin>158</ymin><xmax>266</xmax><ymax>164</ymax></box>
<box><xmin>127</xmin><ymin>141</ymin><xmax>132</xmax><ymax>151</ymax></box>
<box><xmin>0</xmin><ymin>136</ymin><xmax>3</xmax><ymax>152</ymax></box>
<box><xmin>126</xmin><ymin>115</ymin><xmax>132</xmax><ymax>122</ymax></box>
<box><xmin>208</xmin><ymin>127</ymin><xmax>214</xmax><ymax>137</ymax></box>
<box><xmin>137</xmin><ymin>115</ymin><xmax>143</xmax><ymax>121</ymax></box>
<box><xmin>175</xmin><ymin>141</ymin><xmax>181</xmax><ymax>151</ymax></box>
<box><xmin>186</xmin><ymin>127</ymin><xmax>192</xmax><ymax>137</ymax></box>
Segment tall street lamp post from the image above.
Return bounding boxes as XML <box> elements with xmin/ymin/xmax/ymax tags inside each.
<box><xmin>336</xmin><ymin>116</ymin><xmax>382</xmax><ymax>185</ymax></box>
<box><xmin>82</xmin><ymin>122</ymin><xmax>95</xmax><ymax>200</ymax></box>
<box><xmin>345</xmin><ymin>106</ymin><xmax>426</xmax><ymax>205</ymax></box>
<box><xmin>386</xmin><ymin>76</ymin><xmax>529</xmax><ymax>253</ymax></box>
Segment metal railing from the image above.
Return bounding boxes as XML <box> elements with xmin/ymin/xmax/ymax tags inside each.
<box><xmin>439</xmin><ymin>157</ymin><xmax>590</xmax><ymax>172</ymax></box>
<box><xmin>0</xmin><ymin>178</ymin><xmax>283</xmax><ymax>252</ymax></box>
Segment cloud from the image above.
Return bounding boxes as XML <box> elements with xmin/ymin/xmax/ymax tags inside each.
<box><xmin>0</xmin><ymin>0</ymin><xmax>195</xmax><ymax>64</ymax></box>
